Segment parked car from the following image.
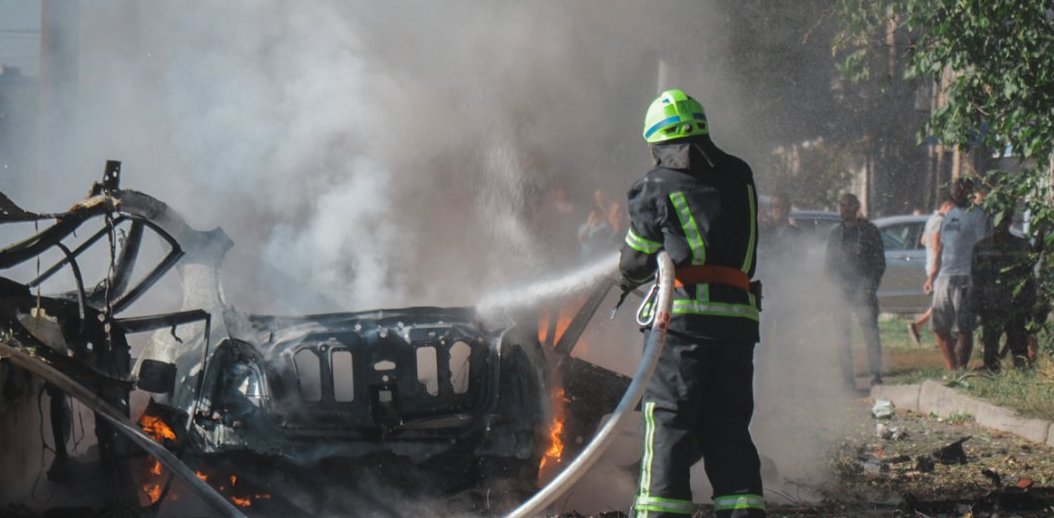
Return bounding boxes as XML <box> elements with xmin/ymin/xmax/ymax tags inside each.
<box><xmin>789</xmin><ymin>210</ymin><xmax>842</xmax><ymax>241</ymax></box>
<box><xmin>873</xmin><ymin>214</ymin><xmax>931</xmax><ymax>314</ymax></box>
<box><xmin>784</xmin><ymin>210</ymin><xmax>933</xmax><ymax>315</ymax></box>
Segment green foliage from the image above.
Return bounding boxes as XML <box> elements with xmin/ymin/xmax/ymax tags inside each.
<box><xmin>835</xmin><ymin>0</ymin><xmax>1054</xmax><ymax>336</ymax></box>
<box><xmin>944</xmin><ymin>412</ymin><xmax>974</xmax><ymax>425</ymax></box>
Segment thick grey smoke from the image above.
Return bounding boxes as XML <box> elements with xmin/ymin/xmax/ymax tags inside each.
<box><xmin>15</xmin><ymin>1</ymin><xmax>768</xmax><ymax>312</ymax></box>
<box><xmin>3</xmin><ymin>1</ymin><xmax>869</xmax><ymax>514</ymax></box>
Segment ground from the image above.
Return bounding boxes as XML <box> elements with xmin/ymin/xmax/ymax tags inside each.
<box><xmin>712</xmin><ymin>392</ymin><xmax>1054</xmax><ymax>518</ymax></box>
<box><xmin>798</xmin><ymin>400</ymin><xmax>1054</xmax><ymax>517</ymax></box>
<box><xmin>557</xmin><ymin>392</ymin><xmax>1054</xmax><ymax>518</ymax></box>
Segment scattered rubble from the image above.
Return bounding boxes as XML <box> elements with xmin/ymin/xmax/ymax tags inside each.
<box><xmin>825</xmin><ymin>401</ymin><xmax>1054</xmax><ymax>517</ymax></box>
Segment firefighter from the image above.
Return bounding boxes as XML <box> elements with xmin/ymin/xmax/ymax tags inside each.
<box><xmin>620</xmin><ymin>89</ymin><xmax>766</xmax><ymax>518</ymax></box>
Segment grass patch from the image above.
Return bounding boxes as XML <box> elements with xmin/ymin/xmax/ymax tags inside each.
<box><xmin>856</xmin><ymin>315</ymin><xmax>1054</xmax><ymax>420</ymax></box>
<box><xmin>945</xmin><ymin>365</ymin><xmax>1054</xmax><ymax>420</ymax></box>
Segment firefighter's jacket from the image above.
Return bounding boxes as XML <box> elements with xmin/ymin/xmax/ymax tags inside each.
<box><xmin>619</xmin><ymin>138</ymin><xmax>760</xmax><ymax>344</ymax></box>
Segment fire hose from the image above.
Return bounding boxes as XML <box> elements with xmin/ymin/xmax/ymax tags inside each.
<box><xmin>0</xmin><ymin>341</ymin><xmax>247</xmax><ymax>518</ymax></box>
<box><xmin>505</xmin><ymin>251</ymin><xmax>674</xmax><ymax>518</ymax></box>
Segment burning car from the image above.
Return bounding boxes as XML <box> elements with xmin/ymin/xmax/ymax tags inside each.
<box><xmin>0</xmin><ymin>162</ymin><xmax>628</xmax><ymax>516</ymax></box>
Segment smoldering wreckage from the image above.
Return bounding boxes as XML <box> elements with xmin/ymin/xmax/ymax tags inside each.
<box><xmin>0</xmin><ymin>162</ymin><xmax>634</xmax><ymax>517</ymax></box>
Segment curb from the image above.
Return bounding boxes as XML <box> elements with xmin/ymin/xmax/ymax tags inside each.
<box><xmin>870</xmin><ymin>380</ymin><xmax>1054</xmax><ymax>448</ymax></box>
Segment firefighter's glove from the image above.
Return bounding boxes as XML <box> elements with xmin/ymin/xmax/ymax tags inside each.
<box><xmin>612</xmin><ymin>277</ymin><xmax>641</xmax><ymax>320</ymax></box>
<box><xmin>618</xmin><ymin>276</ymin><xmax>640</xmax><ymax>295</ymax></box>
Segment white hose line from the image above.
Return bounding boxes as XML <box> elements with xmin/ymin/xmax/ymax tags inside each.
<box><xmin>0</xmin><ymin>342</ymin><xmax>247</xmax><ymax>518</ymax></box>
<box><xmin>505</xmin><ymin>251</ymin><xmax>674</xmax><ymax>518</ymax></box>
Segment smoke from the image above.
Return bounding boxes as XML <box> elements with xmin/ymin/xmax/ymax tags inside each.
<box><xmin>1</xmin><ymin>1</ymin><xmax>874</xmax><ymax>514</ymax></box>
<box><xmin>10</xmin><ymin>1</ymin><xmax>747</xmax><ymax>312</ymax></box>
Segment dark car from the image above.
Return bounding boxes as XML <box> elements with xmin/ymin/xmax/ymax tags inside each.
<box><xmin>786</xmin><ymin>210</ymin><xmax>842</xmax><ymax>264</ymax></box>
<box><xmin>789</xmin><ymin>210</ymin><xmax>841</xmax><ymax>239</ymax></box>
<box><xmin>781</xmin><ymin>210</ymin><xmax>933</xmax><ymax>315</ymax></box>
<box><xmin>0</xmin><ymin>163</ymin><xmax>627</xmax><ymax>516</ymax></box>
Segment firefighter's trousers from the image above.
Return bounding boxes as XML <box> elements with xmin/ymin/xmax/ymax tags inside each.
<box><xmin>633</xmin><ymin>332</ymin><xmax>766</xmax><ymax>518</ymax></box>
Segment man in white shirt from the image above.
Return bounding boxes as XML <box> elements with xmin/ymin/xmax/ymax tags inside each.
<box><xmin>923</xmin><ymin>179</ymin><xmax>990</xmax><ymax>369</ymax></box>
<box><xmin>908</xmin><ymin>196</ymin><xmax>954</xmax><ymax>345</ymax></box>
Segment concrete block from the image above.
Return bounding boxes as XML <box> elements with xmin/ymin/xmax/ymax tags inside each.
<box><xmin>918</xmin><ymin>380</ymin><xmax>975</xmax><ymax>417</ymax></box>
<box><xmin>870</xmin><ymin>384</ymin><xmax>921</xmax><ymax>412</ymax></box>
<box><xmin>972</xmin><ymin>401</ymin><xmax>1051</xmax><ymax>443</ymax></box>
<box><xmin>919</xmin><ymin>380</ymin><xmax>1053</xmax><ymax>445</ymax></box>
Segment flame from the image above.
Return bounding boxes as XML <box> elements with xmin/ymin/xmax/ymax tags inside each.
<box><xmin>145</xmin><ymin>483</ymin><xmax>162</xmax><ymax>504</ymax></box>
<box><xmin>139</xmin><ymin>414</ymin><xmax>176</xmax><ymax>441</ymax></box>
<box><xmin>191</xmin><ymin>467</ymin><xmax>271</xmax><ymax>508</ymax></box>
<box><xmin>537</xmin><ymin>296</ymin><xmax>591</xmax><ymax>354</ymax></box>
<box><xmin>538</xmin><ymin>387</ymin><xmax>567</xmax><ymax>472</ymax></box>
<box><xmin>140</xmin><ymin>457</ymin><xmax>165</xmax><ymax>505</ymax></box>
<box><xmin>538</xmin><ymin>311</ymin><xmax>573</xmax><ymax>345</ymax></box>
<box><xmin>141</xmin><ymin>457</ymin><xmax>273</xmax><ymax>508</ymax></box>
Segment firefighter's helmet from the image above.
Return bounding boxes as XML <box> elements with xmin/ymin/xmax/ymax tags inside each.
<box><xmin>642</xmin><ymin>89</ymin><xmax>709</xmax><ymax>144</ymax></box>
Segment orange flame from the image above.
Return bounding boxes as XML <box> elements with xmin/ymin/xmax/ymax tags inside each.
<box><xmin>537</xmin><ymin>296</ymin><xmax>591</xmax><ymax>354</ymax></box>
<box><xmin>145</xmin><ymin>483</ymin><xmax>162</xmax><ymax>504</ymax></box>
<box><xmin>191</xmin><ymin>468</ymin><xmax>271</xmax><ymax>508</ymax></box>
<box><xmin>538</xmin><ymin>387</ymin><xmax>567</xmax><ymax>472</ymax></box>
<box><xmin>140</xmin><ymin>457</ymin><xmax>165</xmax><ymax>505</ymax></box>
<box><xmin>139</xmin><ymin>414</ymin><xmax>176</xmax><ymax>441</ymax></box>
<box><xmin>538</xmin><ymin>312</ymin><xmax>573</xmax><ymax>345</ymax></box>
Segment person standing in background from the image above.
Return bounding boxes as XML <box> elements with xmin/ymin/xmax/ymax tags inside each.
<box><xmin>825</xmin><ymin>193</ymin><xmax>886</xmax><ymax>388</ymax></box>
<box><xmin>924</xmin><ymin>179</ymin><xmax>990</xmax><ymax>370</ymax></box>
<box><xmin>971</xmin><ymin>209</ymin><xmax>1037</xmax><ymax>371</ymax></box>
<box><xmin>908</xmin><ymin>196</ymin><xmax>955</xmax><ymax>345</ymax></box>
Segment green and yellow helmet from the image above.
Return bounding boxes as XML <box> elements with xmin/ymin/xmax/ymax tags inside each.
<box><xmin>642</xmin><ymin>89</ymin><xmax>709</xmax><ymax>144</ymax></box>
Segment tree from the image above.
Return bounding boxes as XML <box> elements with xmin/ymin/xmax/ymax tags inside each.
<box><xmin>835</xmin><ymin>0</ymin><xmax>1054</xmax><ymax>344</ymax></box>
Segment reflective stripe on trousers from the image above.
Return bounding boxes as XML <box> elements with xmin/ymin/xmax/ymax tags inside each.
<box><xmin>633</xmin><ymin>333</ymin><xmax>766</xmax><ymax>518</ymax></box>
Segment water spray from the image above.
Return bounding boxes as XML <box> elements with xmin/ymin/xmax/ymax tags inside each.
<box><xmin>505</xmin><ymin>251</ymin><xmax>674</xmax><ymax>518</ymax></box>
<box><xmin>476</xmin><ymin>253</ymin><xmax>620</xmax><ymax>316</ymax></box>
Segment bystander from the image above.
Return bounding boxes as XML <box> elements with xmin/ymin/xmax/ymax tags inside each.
<box><xmin>825</xmin><ymin>193</ymin><xmax>886</xmax><ymax>388</ymax></box>
<box><xmin>971</xmin><ymin>209</ymin><xmax>1038</xmax><ymax>370</ymax></box>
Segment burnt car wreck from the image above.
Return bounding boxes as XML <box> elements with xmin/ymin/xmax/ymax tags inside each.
<box><xmin>0</xmin><ymin>162</ymin><xmax>629</xmax><ymax>517</ymax></box>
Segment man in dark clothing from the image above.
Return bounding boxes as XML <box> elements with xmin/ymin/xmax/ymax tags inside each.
<box><xmin>619</xmin><ymin>89</ymin><xmax>765</xmax><ymax>518</ymax></box>
<box><xmin>971</xmin><ymin>211</ymin><xmax>1037</xmax><ymax>370</ymax></box>
<box><xmin>825</xmin><ymin>193</ymin><xmax>886</xmax><ymax>388</ymax></box>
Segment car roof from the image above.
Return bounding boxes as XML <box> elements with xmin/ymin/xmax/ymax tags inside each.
<box><xmin>790</xmin><ymin>210</ymin><xmax>841</xmax><ymax>220</ymax></box>
<box><xmin>873</xmin><ymin>214</ymin><xmax>931</xmax><ymax>227</ymax></box>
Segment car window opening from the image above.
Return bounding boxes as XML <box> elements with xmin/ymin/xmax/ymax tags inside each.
<box><xmin>416</xmin><ymin>346</ymin><xmax>439</xmax><ymax>396</ymax></box>
<box><xmin>449</xmin><ymin>341</ymin><xmax>471</xmax><ymax>394</ymax></box>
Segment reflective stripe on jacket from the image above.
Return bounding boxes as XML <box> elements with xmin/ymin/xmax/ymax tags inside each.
<box><xmin>619</xmin><ymin>137</ymin><xmax>760</xmax><ymax>343</ymax></box>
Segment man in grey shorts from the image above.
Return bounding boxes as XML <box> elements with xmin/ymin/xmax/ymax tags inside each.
<box><xmin>923</xmin><ymin>179</ymin><xmax>991</xmax><ymax>369</ymax></box>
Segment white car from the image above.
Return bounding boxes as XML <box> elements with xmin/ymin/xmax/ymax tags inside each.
<box><xmin>873</xmin><ymin>214</ymin><xmax>931</xmax><ymax>314</ymax></box>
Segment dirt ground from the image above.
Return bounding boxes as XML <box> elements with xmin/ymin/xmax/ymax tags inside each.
<box><xmin>734</xmin><ymin>396</ymin><xmax>1054</xmax><ymax>518</ymax></box>
<box><xmin>557</xmin><ymin>393</ymin><xmax>1054</xmax><ymax>518</ymax></box>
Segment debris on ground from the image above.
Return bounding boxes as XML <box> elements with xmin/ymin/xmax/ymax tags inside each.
<box><xmin>824</xmin><ymin>403</ymin><xmax>1054</xmax><ymax>517</ymax></box>
<box><xmin>871</xmin><ymin>399</ymin><xmax>895</xmax><ymax>419</ymax></box>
